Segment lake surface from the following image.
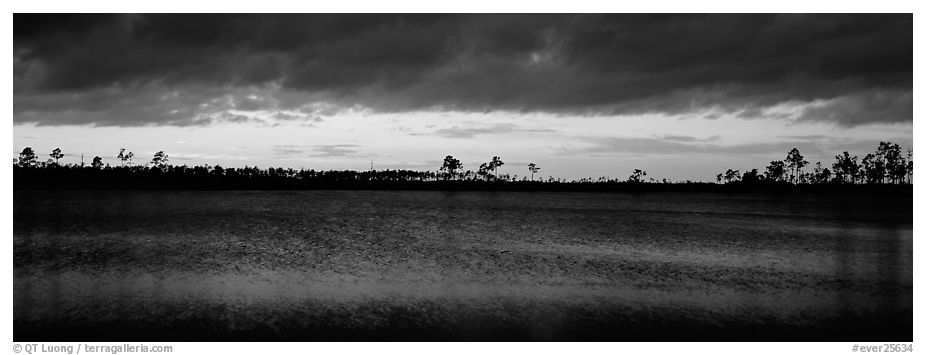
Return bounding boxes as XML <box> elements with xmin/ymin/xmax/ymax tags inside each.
<box><xmin>13</xmin><ymin>190</ymin><xmax>913</xmax><ymax>341</ymax></box>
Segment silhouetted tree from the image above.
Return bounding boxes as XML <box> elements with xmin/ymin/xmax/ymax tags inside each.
<box><xmin>116</xmin><ymin>149</ymin><xmax>136</xmax><ymax>166</ymax></box>
<box><xmin>741</xmin><ymin>169</ymin><xmax>762</xmax><ymax>184</ymax></box>
<box><xmin>723</xmin><ymin>169</ymin><xmax>740</xmax><ymax>184</ymax></box>
<box><xmin>862</xmin><ymin>153</ymin><xmax>886</xmax><ymax>184</ymax></box>
<box><xmin>439</xmin><ymin>155</ymin><xmax>462</xmax><ymax>180</ymax></box>
<box><xmin>820</xmin><ymin>168</ymin><xmax>832</xmax><ymax>183</ymax></box>
<box><xmin>118</xmin><ymin>148</ymin><xmax>127</xmax><ymax>167</ymax></box>
<box><xmin>528</xmin><ymin>163</ymin><xmax>540</xmax><ymax>181</ymax></box>
<box><xmin>809</xmin><ymin>162</ymin><xmax>831</xmax><ymax>184</ymax></box>
<box><xmin>877</xmin><ymin>141</ymin><xmax>906</xmax><ymax>184</ymax></box>
<box><xmin>18</xmin><ymin>147</ymin><xmax>37</xmax><ymax>167</ymax></box>
<box><xmin>151</xmin><ymin>151</ymin><xmax>169</xmax><ymax>169</ymax></box>
<box><xmin>49</xmin><ymin>147</ymin><xmax>63</xmax><ymax>166</ymax></box>
<box><xmin>628</xmin><ymin>169</ymin><xmax>646</xmax><ymax>183</ymax></box>
<box><xmin>477</xmin><ymin>162</ymin><xmax>492</xmax><ymax>181</ymax></box>
<box><xmin>91</xmin><ymin>156</ymin><xmax>103</xmax><ymax>169</ymax></box>
<box><xmin>832</xmin><ymin>152</ymin><xmax>860</xmax><ymax>184</ymax></box>
<box><xmin>907</xmin><ymin>149</ymin><xmax>913</xmax><ymax>184</ymax></box>
<box><xmin>764</xmin><ymin>160</ymin><xmax>785</xmax><ymax>182</ymax></box>
<box><xmin>785</xmin><ymin>148</ymin><xmax>808</xmax><ymax>184</ymax></box>
<box><xmin>490</xmin><ymin>156</ymin><xmax>504</xmax><ymax>181</ymax></box>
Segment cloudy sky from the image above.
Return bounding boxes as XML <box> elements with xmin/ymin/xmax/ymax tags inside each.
<box><xmin>13</xmin><ymin>14</ymin><xmax>912</xmax><ymax>181</ymax></box>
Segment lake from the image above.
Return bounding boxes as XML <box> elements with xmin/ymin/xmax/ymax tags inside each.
<box><xmin>13</xmin><ymin>190</ymin><xmax>913</xmax><ymax>341</ymax></box>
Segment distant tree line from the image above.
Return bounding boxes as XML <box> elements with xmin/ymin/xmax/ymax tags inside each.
<box><xmin>715</xmin><ymin>142</ymin><xmax>912</xmax><ymax>186</ymax></box>
<box><xmin>13</xmin><ymin>143</ymin><xmax>912</xmax><ymax>193</ymax></box>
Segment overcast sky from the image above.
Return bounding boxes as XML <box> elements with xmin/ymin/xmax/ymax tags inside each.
<box><xmin>13</xmin><ymin>14</ymin><xmax>912</xmax><ymax>181</ymax></box>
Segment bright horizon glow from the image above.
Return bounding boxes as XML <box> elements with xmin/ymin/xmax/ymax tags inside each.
<box><xmin>13</xmin><ymin>109</ymin><xmax>913</xmax><ymax>182</ymax></box>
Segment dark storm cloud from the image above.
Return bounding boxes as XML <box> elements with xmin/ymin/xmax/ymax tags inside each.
<box><xmin>797</xmin><ymin>90</ymin><xmax>913</xmax><ymax>126</ymax></box>
<box><xmin>14</xmin><ymin>14</ymin><xmax>912</xmax><ymax>126</ymax></box>
<box><xmin>14</xmin><ymin>85</ymin><xmax>266</xmax><ymax>126</ymax></box>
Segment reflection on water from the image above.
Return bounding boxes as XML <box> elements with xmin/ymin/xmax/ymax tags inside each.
<box><xmin>832</xmin><ymin>224</ymin><xmax>912</xmax><ymax>314</ymax></box>
<box><xmin>14</xmin><ymin>267</ymin><xmax>912</xmax><ymax>325</ymax></box>
<box><xmin>13</xmin><ymin>190</ymin><xmax>913</xmax><ymax>340</ymax></box>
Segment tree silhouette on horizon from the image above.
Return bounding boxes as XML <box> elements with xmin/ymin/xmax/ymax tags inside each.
<box><xmin>49</xmin><ymin>148</ymin><xmax>63</xmax><ymax>166</ymax></box>
<box><xmin>151</xmin><ymin>151</ymin><xmax>169</xmax><ymax>169</ymax></box>
<box><xmin>628</xmin><ymin>169</ymin><xmax>646</xmax><ymax>183</ymax></box>
<box><xmin>117</xmin><ymin>148</ymin><xmax>132</xmax><ymax>167</ymax></box>
<box><xmin>723</xmin><ymin>169</ymin><xmax>741</xmax><ymax>184</ymax></box>
<box><xmin>877</xmin><ymin>141</ymin><xmax>908</xmax><ymax>184</ymax></box>
<box><xmin>440</xmin><ymin>155</ymin><xmax>462</xmax><ymax>180</ymax></box>
<box><xmin>91</xmin><ymin>156</ymin><xmax>103</xmax><ymax>169</ymax></box>
<box><xmin>18</xmin><ymin>147</ymin><xmax>37</xmax><ymax>167</ymax></box>
<box><xmin>490</xmin><ymin>156</ymin><xmax>504</xmax><ymax>181</ymax></box>
<box><xmin>528</xmin><ymin>163</ymin><xmax>540</xmax><ymax>181</ymax></box>
<box><xmin>785</xmin><ymin>148</ymin><xmax>808</xmax><ymax>184</ymax></box>
<box><xmin>832</xmin><ymin>152</ymin><xmax>860</xmax><ymax>184</ymax></box>
<box><xmin>764</xmin><ymin>160</ymin><xmax>785</xmax><ymax>182</ymax></box>
<box><xmin>11</xmin><ymin>142</ymin><xmax>913</xmax><ymax>190</ymax></box>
